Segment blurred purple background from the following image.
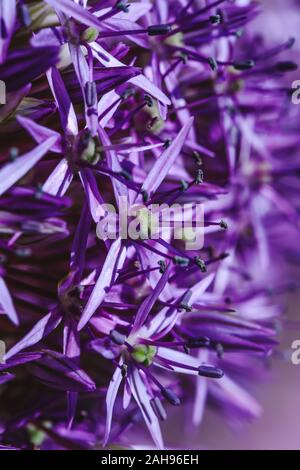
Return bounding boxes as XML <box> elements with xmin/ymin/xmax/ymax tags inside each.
<box><xmin>164</xmin><ymin>0</ymin><xmax>300</xmax><ymax>450</ymax></box>
<box><xmin>199</xmin><ymin>0</ymin><xmax>300</xmax><ymax>450</ymax></box>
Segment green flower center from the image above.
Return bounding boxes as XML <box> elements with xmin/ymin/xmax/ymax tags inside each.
<box><xmin>131</xmin><ymin>344</ymin><xmax>157</xmax><ymax>367</ymax></box>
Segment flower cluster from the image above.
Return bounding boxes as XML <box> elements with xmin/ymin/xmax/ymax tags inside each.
<box><xmin>0</xmin><ymin>0</ymin><xmax>299</xmax><ymax>450</ymax></box>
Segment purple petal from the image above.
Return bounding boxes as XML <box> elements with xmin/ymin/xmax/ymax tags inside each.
<box><xmin>0</xmin><ymin>276</ymin><xmax>18</xmax><ymax>325</ymax></box>
<box><xmin>0</xmin><ymin>372</ymin><xmax>15</xmax><ymax>385</ymax></box>
<box><xmin>63</xmin><ymin>317</ymin><xmax>80</xmax><ymax>429</ymax></box>
<box><xmin>141</xmin><ymin>117</ymin><xmax>194</xmax><ymax>196</ymax></box>
<box><xmin>0</xmin><ymin>0</ymin><xmax>16</xmax><ymax>64</ymax></box>
<box><xmin>43</xmin><ymin>158</ymin><xmax>73</xmax><ymax>196</ymax></box>
<box><xmin>103</xmin><ymin>362</ymin><xmax>123</xmax><ymax>446</ymax></box>
<box><xmin>29</xmin><ymin>349</ymin><xmax>96</xmax><ymax>393</ymax></box>
<box><xmin>98</xmin><ymin>126</ymin><xmax>129</xmax><ymax>207</ymax></box>
<box><xmin>102</xmin><ymin>18</ymin><xmax>149</xmax><ymax>49</ymax></box>
<box><xmin>63</xmin><ymin>316</ymin><xmax>80</xmax><ymax>361</ymax></box>
<box><xmin>45</xmin><ymin>0</ymin><xmax>103</xmax><ymax>30</ymax></box>
<box><xmin>0</xmin><ymin>352</ymin><xmax>44</xmax><ymax>372</ymax></box>
<box><xmin>0</xmin><ymin>46</ymin><xmax>60</xmax><ymax>92</ymax></box>
<box><xmin>78</xmin><ymin>238</ymin><xmax>126</xmax><ymax>330</ymax></box>
<box><xmin>209</xmin><ymin>375</ymin><xmax>262</xmax><ymax>420</ymax></box>
<box><xmin>142</xmin><ymin>306</ymin><xmax>179</xmax><ymax>341</ymax></box>
<box><xmin>131</xmin><ymin>263</ymin><xmax>172</xmax><ymax>334</ymax></box>
<box><xmin>156</xmin><ymin>347</ymin><xmax>200</xmax><ymax>375</ymax></box>
<box><xmin>5</xmin><ymin>308</ymin><xmax>63</xmax><ymax>360</ymax></box>
<box><xmin>193</xmin><ymin>350</ymin><xmax>209</xmax><ymax>426</ymax></box>
<box><xmin>91</xmin><ymin>42</ymin><xmax>171</xmax><ymax>105</ymax></box>
<box><xmin>128</xmin><ymin>368</ymin><xmax>164</xmax><ymax>449</ymax></box>
<box><xmin>80</xmin><ymin>169</ymin><xmax>106</xmax><ymax>223</ymax></box>
<box><xmin>17</xmin><ymin>115</ymin><xmax>62</xmax><ymax>153</ymax></box>
<box><xmin>98</xmin><ymin>89</ymin><xmax>122</xmax><ymax>128</ymax></box>
<box><xmin>47</xmin><ymin>66</ymin><xmax>78</xmax><ymax>136</ymax></box>
<box><xmin>70</xmin><ymin>199</ymin><xmax>92</xmax><ymax>282</ymax></box>
<box><xmin>0</xmin><ymin>136</ymin><xmax>58</xmax><ymax>196</ymax></box>
<box><xmin>69</xmin><ymin>43</ymin><xmax>98</xmax><ymax>135</ymax></box>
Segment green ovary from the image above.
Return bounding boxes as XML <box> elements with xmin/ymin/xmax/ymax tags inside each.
<box><xmin>131</xmin><ymin>344</ymin><xmax>157</xmax><ymax>367</ymax></box>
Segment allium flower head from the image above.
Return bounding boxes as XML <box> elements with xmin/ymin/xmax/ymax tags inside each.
<box><xmin>0</xmin><ymin>0</ymin><xmax>298</xmax><ymax>450</ymax></box>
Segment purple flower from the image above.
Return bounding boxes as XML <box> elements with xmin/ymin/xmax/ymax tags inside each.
<box><xmin>0</xmin><ymin>0</ymin><xmax>298</xmax><ymax>450</ymax></box>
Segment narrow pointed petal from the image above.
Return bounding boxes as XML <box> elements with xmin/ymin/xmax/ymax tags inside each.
<box><xmin>156</xmin><ymin>347</ymin><xmax>200</xmax><ymax>375</ymax></box>
<box><xmin>98</xmin><ymin>126</ymin><xmax>129</xmax><ymax>207</ymax></box>
<box><xmin>5</xmin><ymin>308</ymin><xmax>63</xmax><ymax>360</ymax></box>
<box><xmin>78</xmin><ymin>238</ymin><xmax>126</xmax><ymax>330</ymax></box>
<box><xmin>0</xmin><ymin>46</ymin><xmax>60</xmax><ymax>92</ymax></box>
<box><xmin>131</xmin><ymin>263</ymin><xmax>172</xmax><ymax>334</ymax></box>
<box><xmin>0</xmin><ymin>373</ymin><xmax>14</xmax><ymax>385</ymax></box>
<box><xmin>103</xmin><ymin>362</ymin><xmax>123</xmax><ymax>447</ymax></box>
<box><xmin>141</xmin><ymin>306</ymin><xmax>179</xmax><ymax>341</ymax></box>
<box><xmin>91</xmin><ymin>42</ymin><xmax>171</xmax><ymax>105</ymax></box>
<box><xmin>29</xmin><ymin>349</ymin><xmax>96</xmax><ymax>392</ymax></box>
<box><xmin>0</xmin><ymin>276</ymin><xmax>18</xmax><ymax>325</ymax></box>
<box><xmin>189</xmin><ymin>273</ymin><xmax>216</xmax><ymax>304</ymax></box>
<box><xmin>98</xmin><ymin>89</ymin><xmax>122</xmax><ymax>128</ymax></box>
<box><xmin>70</xmin><ymin>199</ymin><xmax>92</xmax><ymax>281</ymax></box>
<box><xmin>0</xmin><ymin>137</ymin><xmax>58</xmax><ymax>196</ymax></box>
<box><xmin>128</xmin><ymin>368</ymin><xmax>164</xmax><ymax>449</ymax></box>
<box><xmin>64</xmin><ymin>316</ymin><xmax>80</xmax><ymax>428</ymax></box>
<box><xmin>141</xmin><ymin>117</ymin><xmax>194</xmax><ymax>196</ymax></box>
<box><xmin>209</xmin><ymin>375</ymin><xmax>262</xmax><ymax>420</ymax></box>
<box><xmin>67</xmin><ymin>391</ymin><xmax>78</xmax><ymax>429</ymax></box>
<box><xmin>0</xmin><ymin>352</ymin><xmax>43</xmax><ymax>372</ymax></box>
<box><xmin>17</xmin><ymin>115</ymin><xmax>62</xmax><ymax>153</ymax></box>
<box><xmin>193</xmin><ymin>350</ymin><xmax>209</xmax><ymax>426</ymax></box>
<box><xmin>45</xmin><ymin>0</ymin><xmax>103</xmax><ymax>30</ymax></box>
<box><xmin>47</xmin><ymin>66</ymin><xmax>78</xmax><ymax>136</ymax></box>
<box><xmin>43</xmin><ymin>158</ymin><xmax>73</xmax><ymax>196</ymax></box>
<box><xmin>80</xmin><ymin>169</ymin><xmax>106</xmax><ymax>223</ymax></box>
<box><xmin>0</xmin><ymin>0</ymin><xmax>16</xmax><ymax>64</ymax></box>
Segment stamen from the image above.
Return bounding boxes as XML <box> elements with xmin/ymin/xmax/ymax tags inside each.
<box><xmin>210</xmin><ymin>14</ymin><xmax>222</xmax><ymax>25</ymax></box>
<box><xmin>161</xmin><ymin>387</ymin><xmax>181</xmax><ymax>406</ymax></box>
<box><xmin>276</xmin><ymin>61</ymin><xmax>298</xmax><ymax>72</ymax></box>
<box><xmin>233</xmin><ymin>60</ymin><xmax>255</xmax><ymax>71</ymax></box>
<box><xmin>158</xmin><ymin>260</ymin><xmax>167</xmax><ymax>273</ymax></box>
<box><xmin>116</xmin><ymin>1</ymin><xmax>130</xmax><ymax>13</ymax></box>
<box><xmin>192</xmin><ymin>0</ymin><xmax>228</xmax><ymax>18</ymax></box>
<box><xmin>186</xmin><ymin>337</ymin><xmax>211</xmax><ymax>348</ymax></box>
<box><xmin>193</xmin><ymin>151</ymin><xmax>203</xmax><ymax>166</ymax></box>
<box><xmin>121</xmin><ymin>364</ymin><xmax>128</xmax><ymax>378</ymax></box>
<box><xmin>19</xmin><ymin>3</ymin><xmax>31</xmax><ymax>28</ymax></box>
<box><xmin>208</xmin><ymin>57</ymin><xmax>218</xmax><ymax>71</ymax></box>
<box><xmin>144</xmin><ymin>94</ymin><xmax>154</xmax><ymax>107</ymax></box>
<box><xmin>180</xmin><ymin>180</ymin><xmax>189</xmax><ymax>191</ymax></box>
<box><xmin>220</xmin><ymin>220</ymin><xmax>228</xmax><ymax>229</ymax></box>
<box><xmin>195</xmin><ymin>169</ymin><xmax>204</xmax><ymax>184</ymax></box>
<box><xmin>85</xmin><ymin>81</ymin><xmax>97</xmax><ymax>107</ymax></box>
<box><xmin>194</xmin><ymin>257</ymin><xmax>207</xmax><ymax>272</ymax></box>
<box><xmin>198</xmin><ymin>365</ymin><xmax>224</xmax><ymax>378</ymax></box>
<box><xmin>97</xmin><ymin>24</ymin><xmax>171</xmax><ymax>39</ymax></box>
<box><xmin>178</xmin><ymin>290</ymin><xmax>193</xmax><ymax>312</ymax></box>
<box><xmin>147</xmin><ymin>25</ymin><xmax>172</xmax><ymax>36</ymax></box>
<box><xmin>173</xmin><ymin>256</ymin><xmax>190</xmax><ymax>267</ymax></box>
<box><xmin>9</xmin><ymin>147</ymin><xmax>19</xmax><ymax>161</ymax></box>
<box><xmin>142</xmin><ymin>190</ymin><xmax>148</xmax><ymax>203</ymax></box>
<box><xmin>110</xmin><ymin>330</ymin><xmax>126</xmax><ymax>345</ymax></box>
<box><xmin>162</xmin><ymin>57</ymin><xmax>185</xmax><ymax>80</ymax></box>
